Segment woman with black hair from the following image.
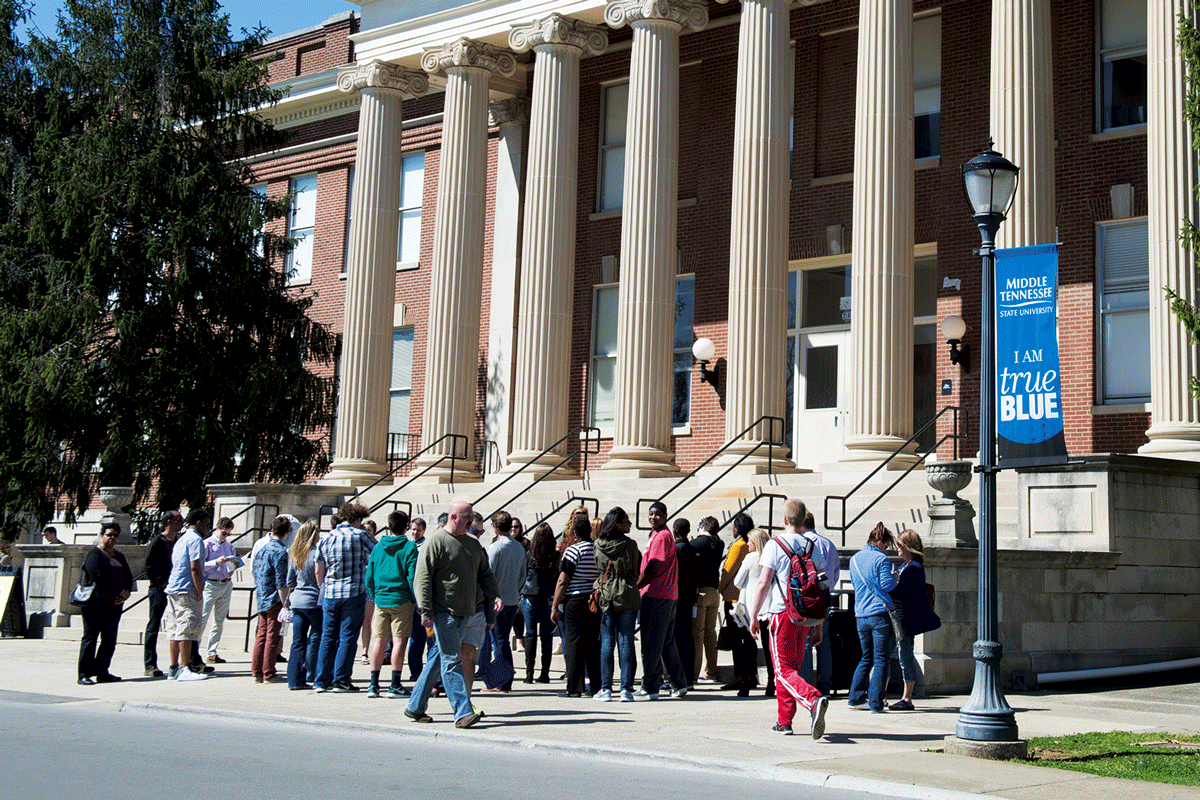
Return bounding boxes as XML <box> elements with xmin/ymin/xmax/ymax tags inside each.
<box><xmin>77</xmin><ymin>523</ymin><xmax>133</xmax><ymax>685</ymax></box>
<box><xmin>520</xmin><ymin>523</ymin><xmax>559</xmax><ymax>683</ymax></box>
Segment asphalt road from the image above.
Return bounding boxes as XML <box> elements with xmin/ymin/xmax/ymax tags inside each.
<box><xmin>0</xmin><ymin>692</ymin><xmax>924</xmax><ymax>800</ymax></box>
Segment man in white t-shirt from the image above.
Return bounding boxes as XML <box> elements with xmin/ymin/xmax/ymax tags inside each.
<box><xmin>749</xmin><ymin>498</ymin><xmax>829</xmax><ymax>739</ymax></box>
<box><xmin>798</xmin><ymin>511</ymin><xmax>839</xmax><ymax>697</ymax></box>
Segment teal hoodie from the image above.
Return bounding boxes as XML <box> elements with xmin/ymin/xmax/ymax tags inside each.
<box><xmin>365</xmin><ymin>534</ymin><xmax>418</xmax><ymax>607</ymax></box>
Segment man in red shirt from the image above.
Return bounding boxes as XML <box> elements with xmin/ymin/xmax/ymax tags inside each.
<box><xmin>634</xmin><ymin>502</ymin><xmax>691</xmax><ymax>700</ymax></box>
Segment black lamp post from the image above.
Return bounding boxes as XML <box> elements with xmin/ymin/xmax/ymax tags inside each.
<box><xmin>957</xmin><ymin>144</ymin><xmax>1021</xmax><ymax>744</ymax></box>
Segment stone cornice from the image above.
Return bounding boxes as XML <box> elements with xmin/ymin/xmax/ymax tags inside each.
<box><xmin>509</xmin><ymin>14</ymin><xmax>608</xmax><ymax>56</ymax></box>
<box><xmin>336</xmin><ymin>60</ymin><xmax>429</xmax><ymax>97</ymax></box>
<box><xmin>421</xmin><ymin>37</ymin><xmax>518</xmax><ymax>78</ymax></box>
<box><xmin>489</xmin><ymin>97</ymin><xmax>531</xmax><ymax>126</ymax></box>
<box><xmin>604</xmin><ymin>0</ymin><xmax>709</xmax><ymax>31</ymax></box>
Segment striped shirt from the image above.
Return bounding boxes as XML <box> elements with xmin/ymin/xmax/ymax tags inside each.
<box><xmin>560</xmin><ymin>541</ymin><xmax>598</xmax><ymax>596</ymax></box>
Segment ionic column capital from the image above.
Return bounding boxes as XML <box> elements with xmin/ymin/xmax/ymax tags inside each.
<box><xmin>421</xmin><ymin>38</ymin><xmax>518</xmax><ymax>78</ymax></box>
<box><xmin>604</xmin><ymin>0</ymin><xmax>709</xmax><ymax>32</ymax></box>
<box><xmin>510</xmin><ymin>14</ymin><xmax>608</xmax><ymax>55</ymax></box>
<box><xmin>337</xmin><ymin>60</ymin><xmax>429</xmax><ymax>96</ymax></box>
<box><xmin>489</xmin><ymin>97</ymin><xmax>530</xmax><ymax>127</ymax></box>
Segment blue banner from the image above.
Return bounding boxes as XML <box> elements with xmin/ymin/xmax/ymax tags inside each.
<box><xmin>994</xmin><ymin>244</ymin><xmax>1068</xmax><ymax>468</ymax></box>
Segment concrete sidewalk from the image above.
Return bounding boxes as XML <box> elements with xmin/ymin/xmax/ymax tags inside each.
<box><xmin>3</xmin><ymin>638</ymin><xmax>1198</xmax><ymax>799</ymax></box>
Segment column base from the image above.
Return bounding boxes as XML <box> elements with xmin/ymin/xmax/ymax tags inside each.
<box><xmin>322</xmin><ymin>458</ymin><xmax>389</xmax><ymax>487</ymax></box>
<box><xmin>599</xmin><ymin>445</ymin><xmax>681</xmax><ymax>478</ymax></box>
<box><xmin>712</xmin><ymin>439</ymin><xmax>799</xmax><ymax>474</ymax></box>
<box><xmin>942</xmin><ymin>735</ymin><xmax>1028</xmax><ymax>761</ymax></box>
<box><xmin>497</xmin><ymin>450</ymin><xmax>580</xmax><ymax>480</ymax></box>
<box><xmin>840</xmin><ymin>434</ymin><xmax>921</xmax><ymax>469</ymax></box>
<box><xmin>1138</xmin><ymin>422</ymin><xmax>1200</xmax><ymax>461</ymax></box>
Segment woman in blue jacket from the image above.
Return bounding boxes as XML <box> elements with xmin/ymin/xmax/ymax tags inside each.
<box><xmin>848</xmin><ymin>522</ymin><xmax>897</xmax><ymax>712</ymax></box>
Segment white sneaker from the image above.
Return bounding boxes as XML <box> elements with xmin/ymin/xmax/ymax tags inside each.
<box><xmin>176</xmin><ymin>668</ymin><xmax>208</xmax><ymax>682</ymax></box>
<box><xmin>634</xmin><ymin>687</ymin><xmax>660</xmax><ymax>700</ymax></box>
<box><xmin>593</xmin><ymin>689</ymin><xmax>612</xmax><ymax>702</ymax></box>
<box><xmin>811</xmin><ymin>696</ymin><xmax>829</xmax><ymax>740</ymax></box>
<box><xmin>619</xmin><ymin>690</ymin><xmax>634</xmax><ymax>703</ymax></box>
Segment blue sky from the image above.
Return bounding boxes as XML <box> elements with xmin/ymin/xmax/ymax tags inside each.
<box><xmin>23</xmin><ymin>0</ymin><xmax>355</xmax><ymax>41</ymax></box>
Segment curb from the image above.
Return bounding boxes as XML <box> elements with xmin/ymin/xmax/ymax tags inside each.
<box><xmin>118</xmin><ymin>701</ymin><xmax>1009</xmax><ymax>800</ymax></box>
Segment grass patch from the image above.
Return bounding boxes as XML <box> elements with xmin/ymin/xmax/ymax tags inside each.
<box><xmin>1017</xmin><ymin>731</ymin><xmax>1200</xmax><ymax>787</ymax></box>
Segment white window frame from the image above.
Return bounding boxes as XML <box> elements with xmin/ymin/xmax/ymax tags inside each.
<box><xmin>285</xmin><ymin>173</ymin><xmax>317</xmax><ymax>286</ymax></box>
<box><xmin>397</xmin><ymin>151</ymin><xmax>425</xmax><ymax>269</ymax></box>
<box><xmin>1096</xmin><ymin>218</ymin><xmax>1151</xmax><ymax>404</ymax></box>
<box><xmin>1097</xmin><ymin>0</ymin><xmax>1147</xmax><ymax>132</ymax></box>
<box><xmin>389</xmin><ymin>326</ymin><xmax>415</xmax><ymax>455</ymax></box>
<box><xmin>597</xmin><ymin>80</ymin><xmax>629</xmax><ymax>213</ymax></box>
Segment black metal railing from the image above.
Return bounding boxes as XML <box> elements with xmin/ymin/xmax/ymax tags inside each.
<box><xmin>477</xmin><ymin>440</ymin><xmax>502</xmax><ymax>476</ymax></box>
<box><xmin>472</xmin><ymin>426</ymin><xmax>601</xmax><ymax>519</ymax></box>
<box><xmin>226</xmin><ymin>502</ymin><xmax>281</xmax><ymax>546</ymax></box>
<box><xmin>364</xmin><ymin>433</ymin><xmax>470</xmax><ymax>517</ymax></box>
<box><xmin>386</xmin><ymin>433</ymin><xmax>420</xmax><ymax>471</ymax></box>
<box><xmin>634</xmin><ymin>415</ymin><xmax>786</xmax><ymax>530</ymax></box>
<box><xmin>708</xmin><ymin>491</ymin><xmax>789</xmax><ymax>536</ymax></box>
<box><xmin>532</xmin><ymin>496</ymin><xmax>600</xmax><ymax>531</ymax></box>
<box><xmin>823</xmin><ymin>406</ymin><xmax>967</xmax><ymax>545</ymax></box>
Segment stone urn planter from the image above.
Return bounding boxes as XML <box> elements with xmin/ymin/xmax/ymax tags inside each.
<box><xmin>98</xmin><ymin>485</ymin><xmax>135</xmax><ymax>514</ymax></box>
<box><xmin>924</xmin><ymin>461</ymin><xmax>977</xmax><ymax>547</ymax></box>
<box><xmin>924</xmin><ymin>460</ymin><xmax>973</xmax><ymax>500</ymax></box>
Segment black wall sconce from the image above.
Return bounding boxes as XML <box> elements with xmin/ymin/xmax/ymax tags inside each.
<box><xmin>692</xmin><ymin>337</ymin><xmax>719</xmax><ymax>387</ymax></box>
<box><xmin>942</xmin><ymin>314</ymin><xmax>971</xmax><ymax>373</ymax></box>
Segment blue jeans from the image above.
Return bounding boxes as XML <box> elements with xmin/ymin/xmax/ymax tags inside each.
<box><xmin>639</xmin><ymin>596</ymin><xmax>688</xmax><ymax>693</ymax></box>
<box><xmin>315</xmin><ymin>593</ymin><xmax>366</xmax><ymax>688</ymax></box>
<box><xmin>521</xmin><ymin>596</ymin><xmax>552</xmax><ymax>637</ymax></box>
<box><xmin>430</xmin><ymin>611</ymin><xmax>475</xmax><ymax>721</ymax></box>
<box><xmin>407</xmin><ymin>630</ymin><xmax>442</xmax><ymax>715</ymax></box>
<box><xmin>799</xmin><ymin>616</ymin><xmax>832</xmax><ymax>696</ymax></box>
<box><xmin>489</xmin><ymin>604</ymin><xmax>518</xmax><ymax>690</ymax></box>
<box><xmin>896</xmin><ymin>627</ymin><xmax>919</xmax><ymax>684</ymax></box>
<box><xmin>850</xmin><ymin>613</ymin><xmax>893</xmax><ymax>711</ymax></box>
<box><xmin>600</xmin><ymin>608</ymin><xmax>638</xmax><ymax>693</ymax></box>
<box><xmin>288</xmin><ymin>605</ymin><xmax>322</xmax><ymax>688</ymax></box>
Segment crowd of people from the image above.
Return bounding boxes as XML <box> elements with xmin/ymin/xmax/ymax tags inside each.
<box><xmin>70</xmin><ymin>496</ymin><xmax>940</xmax><ymax>738</ymax></box>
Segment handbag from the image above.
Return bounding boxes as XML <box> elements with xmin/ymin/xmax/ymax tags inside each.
<box><xmin>69</xmin><ymin>578</ymin><xmax>95</xmax><ymax>607</ymax></box>
<box><xmin>588</xmin><ymin>561</ymin><xmax>612</xmax><ymax>614</ymax></box>
<box><xmin>476</xmin><ymin>628</ymin><xmax>516</xmax><ymax>690</ymax></box>
<box><xmin>887</xmin><ymin>608</ymin><xmax>906</xmax><ymax>643</ymax></box>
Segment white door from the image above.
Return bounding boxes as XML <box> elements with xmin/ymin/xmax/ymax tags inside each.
<box><xmin>793</xmin><ymin>330</ymin><xmax>851</xmax><ymax>469</ymax></box>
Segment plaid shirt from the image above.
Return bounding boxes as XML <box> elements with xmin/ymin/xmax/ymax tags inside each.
<box><xmin>317</xmin><ymin>523</ymin><xmax>376</xmax><ymax>601</ymax></box>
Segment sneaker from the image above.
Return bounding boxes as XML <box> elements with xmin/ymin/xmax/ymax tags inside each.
<box><xmin>254</xmin><ymin>676</ymin><xmax>264</xmax><ymax>684</ymax></box>
<box><xmin>674</xmin><ymin>686</ymin><xmax>690</xmax><ymax>698</ymax></box>
<box><xmin>772</xmin><ymin>722</ymin><xmax>794</xmax><ymax>735</ymax></box>
<box><xmin>810</xmin><ymin>696</ymin><xmax>829</xmax><ymax>740</ymax></box>
<box><xmin>593</xmin><ymin>689</ymin><xmax>612</xmax><ymax>702</ymax></box>
<box><xmin>332</xmin><ymin>681</ymin><xmax>359</xmax><ymax>693</ymax></box>
<box><xmin>206</xmin><ymin>655</ymin><xmax>226</xmax><ymax>664</ymax></box>
<box><xmin>167</xmin><ymin>666</ymin><xmax>180</xmax><ymax>680</ymax></box>
<box><xmin>619</xmin><ymin>689</ymin><xmax>634</xmax><ymax>703</ymax></box>
<box><xmin>177</xmin><ymin>668</ymin><xmax>208</xmax><ymax>682</ymax></box>
<box><xmin>366</xmin><ymin>684</ymin><xmax>380</xmax><ymax>698</ymax></box>
<box><xmin>696</xmin><ymin>677</ymin><xmax>718</xmax><ymax>685</ymax></box>
<box><xmin>454</xmin><ymin>711</ymin><xmax>482</xmax><ymax>729</ymax></box>
<box><xmin>556</xmin><ymin>691</ymin><xmax>582</xmax><ymax>698</ymax></box>
<box><xmin>263</xmin><ymin>676</ymin><xmax>283</xmax><ymax>684</ymax></box>
<box><xmin>144</xmin><ymin>668</ymin><xmax>164</xmax><ymax>678</ymax></box>
<box><xmin>847</xmin><ymin>701</ymin><xmax>869</xmax><ymax>711</ymax></box>
<box><xmin>387</xmin><ymin>686</ymin><xmax>410</xmax><ymax>699</ymax></box>
<box><xmin>404</xmin><ymin>708</ymin><xmax>433</xmax><ymax>723</ymax></box>
<box><xmin>200</xmin><ymin>665</ymin><xmax>216</xmax><ymax>674</ymax></box>
<box><xmin>312</xmin><ymin>685</ymin><xmax>329</xmax><ymax>694</ymax></box>
<box><xmin>634</xmin><ymin>688</ymin><xmax>660</xmax><ymax>701</ymax></box>
<box><xmin>290</xmin><ymin>684</ymin><xmax>311</xmax><ymax>691</ymax></box>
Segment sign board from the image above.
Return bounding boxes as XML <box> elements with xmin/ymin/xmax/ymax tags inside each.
<box><xmin>994</xmin><ymin>244</ymin><xmax>1069</xmax><ymax>468</ymax></box>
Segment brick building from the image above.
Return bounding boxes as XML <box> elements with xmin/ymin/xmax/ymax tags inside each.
<box><xmin>248</xmin><ymin>0</ymin><xmax>1196</xmax><ymax>485</ymax></box>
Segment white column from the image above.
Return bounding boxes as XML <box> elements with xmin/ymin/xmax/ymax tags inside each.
<box><xmin>601</xmin><ymin>0</ymin><xmax>708</xmax><ymax>477</ymax></box>
<box><xmin>325</xmin><ymin>62</ymin><xmax>427</xmax><ymax>484</ymax></box>
<box><xmin>416</xmin><ymin>40</ymin><xmax>517</xmax><ymax>481</ymax></box>
<box><xmin>504</xmin><ymin>16</ymin><xmax>608</xmax><ymax>477</ymax></box>
<box><xmin>843</xmin><ymin>0</ymin><xmax>916</xmax><ymax>464</ymax></box>
<box><xmin>990</xmin><ymin>0</ymin><xmax>1055</xmax><ymax>248</ymax></box>
<box><xmin>1140</xmin><ymin>0</ymin><xmax>1200</xmax><ymax>458</ymax></box>
<box><xmin>484</xmin><ymin>97</ymin><xmax>530</xmax><ymax>473</ymax></box>
<box><xmin>716</xmin><ymin>0</ymin><xmax>796</xmax><ymax>472</ymax></box>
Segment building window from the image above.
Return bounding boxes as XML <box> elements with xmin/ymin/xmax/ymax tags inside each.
<box><xmin>589</xmin><ymin>276</ymin><xmax>695</xmax><ymax>430</ymax></box>
<box><xmin>286</xmin><ymin>173</ymin><xmax>317</xmax><ymax>285</ymax></box>
<box><xmin>598</xmin><ymin>81</ymin><xmax>628</xmax><ymax>213</ymax></box>
<box><xmin>250</xmin><ymin>181</ymin><xmax>267</xmax><ymax>258</ymax></box>
<box><xmin>398</xmin><ymin>152</ymin><xmax>424</xmax><ymax>266</ymax></box>
<box><xmin>672</xmin><ymin>275</ymin><xmax>696</xmax><ymax>426</ymax></box>
<box><xmin>389</xmin><ymin>326</ymin><xmax>414</xmax><ymax>443</ymax></box>
<box><xmin>343</xmin><ymin>165</ymin><xmax>354</xmax><ymax>272</ymax></box>
<box><xmin>1097</xmin><ymin>219</ymin><xmax>1150</xmax><ymax>403</ymax></box>
<box><xmin>1099</xmin><ymin>0</ymin><xmax>1147</xmax><ymax>131</ymax></box>
<box><xmin>914</xmin><ymin>13</ymin><xmax>941</xmax><ymax>159</ymax></box>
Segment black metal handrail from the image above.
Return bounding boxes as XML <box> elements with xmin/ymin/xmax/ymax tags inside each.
<box><xmin>472</xmin><ymin>426</ymin><xmax>601</xmax><ymax>518</ymax></box>
<box><xmin>366</xmin><ymin>434</ymin><xmax>472</xmax><ymax>516</ymax></box>
<box><xmin>120</xmin><ymin>571</ymin><xmax>151</xmax><ymax>612</ymax></box>
<box><xmin>226</xmin><ymin>502</ymin><xmax>281</xmax><ymax>546</ymax></box>
<box><xmin>386</xmin><ymin>433</ymin><xmax>420</xmax><ymax>470</ymax></box>
<box><xmin>823</xmin><ymin>405</ymin><xmax>968</xmax><ymax>545</ymax></box>
<box><xmin>532</xmin><ymin>495</ymin><xmax>600</xmax><ymax>531</ymax></box>
<box><xmin>634</xmin><ymin>415</ymin><xmax>785</xmax><ymax>530</ymax></box>
<box><xmin>372</xmin><ymin>499</ymin><xmax>414</xmax><ymax>531</ymax></box>
<box><xmin>478</xmin><ymin>440</ymin><xmax>502</xmax><ymax>476</ymax></box>
<box><xmin>708</xmin><ymin>492</ymin><xmax>789</xmax><ymax>536</ymax></box>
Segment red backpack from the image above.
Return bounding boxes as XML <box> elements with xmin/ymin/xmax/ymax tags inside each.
<box><xmin>772</xmin><ymin>536</ymin><xmax>830</xmax><ymax>627</ymax></box>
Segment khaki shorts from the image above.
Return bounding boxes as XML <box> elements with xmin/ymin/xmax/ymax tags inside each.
<box><xmin>167</xmin><ymin>592</ymin><xmax>203</xmax><ymax>641</ymax></box>
<box><xmin>372</xmin><ymin>602</ymin><xmax>415</xmax><ymax>640</ymax></box>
